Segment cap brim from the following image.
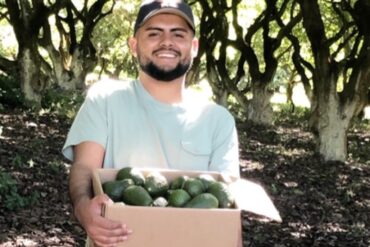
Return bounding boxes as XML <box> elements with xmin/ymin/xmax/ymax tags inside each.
<box><xmin>139</xmin><ymin>8</ymin><xmax>195</xmax><ymax>32</ymax></box>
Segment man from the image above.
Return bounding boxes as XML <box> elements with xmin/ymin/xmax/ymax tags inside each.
<box><xmin>62</xmin><ymin>0</ymin><xmax>240</xmax><ymax>246</ymax></box>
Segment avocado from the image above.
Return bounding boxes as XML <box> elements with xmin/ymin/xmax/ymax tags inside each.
<box><xmin>169</xmin><ymin>175</ymin><xmax>189</xmax><ymax>190</ymax></box>
<box><xmin>207</xmin><ymin>181</ymin><xmax>235</xmax><ymax>208</ymax></box>
<box><xmin>196</xmin><ymin>174</ymin><xmax>216</xmax><ymax>190</ymax></box>
<box><xmin>144</xmin><ymin>171</ymin><xmax>169</xmax><ymax>197</ymax></box>
<box><xmin>184</xmin><ymin>193</ymin><xmax>219</xmax><ymax>209</ymax></box>
<box><xmin>168</xmin><ymin>189</ymin><xmax>191</xmax><ymax>207</ymax></box>
<box><xmin>102</xmin><ymin>179</ymin><xmax>134</xmax><ymax>202</ymax></box>
<box><xmin>184</xmin><ymin>178</ymin><xmax>205</xmax><ymax>197</ymax></box>
<box><xmin>116</xmin><ymin>167</ymin><xmax>145</xmax><ymax>185</ymax></box>
<box><xmin>122</xmin><ymin>185</ymin><xmax>152</xmax><ymax>206</ymax></box>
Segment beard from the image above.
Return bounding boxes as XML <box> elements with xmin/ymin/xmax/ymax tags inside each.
<box><xmin>140</xmin><ymin>61</ymin><xmax>191</xmax><ymax>82</ymax></box>
<box><xmin>138</xmin><ymin>48</ymin><xmax>192</xmax><ymax>82</ymax></box>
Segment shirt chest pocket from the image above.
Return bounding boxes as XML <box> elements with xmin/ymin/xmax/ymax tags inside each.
<box><xmin>179</xmin><ymin>138</ymin><xmax>212</xmax><ymax>171</ymax></box>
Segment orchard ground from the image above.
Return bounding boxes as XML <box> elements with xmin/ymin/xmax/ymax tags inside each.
<box><xmin>0</xmin><ymin>87</ymin><xmax>369</xmax><ymax>246</ymax></box>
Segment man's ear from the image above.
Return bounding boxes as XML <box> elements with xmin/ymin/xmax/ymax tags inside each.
<box><xmin>128</xmin><ymin>37</ymin><xmax>138</xmax><ymax>57</ymax></box>
<box><xmin>191</xmin><ymin>38</ymin><xmax>199</xmax><ymax>58</ymax></box>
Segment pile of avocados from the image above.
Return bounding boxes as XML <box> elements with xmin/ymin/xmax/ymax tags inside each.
<box><xmin>102</xmin><ymin>167</ymin><xmax>235</xmax><ymax>209</ymax></box>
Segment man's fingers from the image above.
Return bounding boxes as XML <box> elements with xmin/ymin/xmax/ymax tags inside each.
<box><xmin>88</xmin><ymin>217</ymin><xmax>133</xmax><ymax>246</ymax></box>
<box><xmin>92</xmin><ymin>227</ymin><xmax>130</xmax><ymax>247</ymax></box>
<box><xmin>87</xmin><ymin>195</ymin><xmax>132</xmax><ymax>246</ymax></box>
<box><xmin>95</xmin><ymin>217</ymin><xmax>133</xmax><ymax>235</ymax></box>
<box><xmin>93</xmin><ymin>234</ymin><xmax>128</xmax><ymax>247</ymax></box>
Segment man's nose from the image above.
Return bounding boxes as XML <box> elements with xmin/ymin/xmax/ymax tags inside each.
<box><xmin>159</xmin><ymin>32</ymin><xmax>174</xmax><ymax>47</ymax></box>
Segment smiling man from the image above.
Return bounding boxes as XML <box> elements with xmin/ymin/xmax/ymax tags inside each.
<box><xmin>62</xmin><ymin>1</ymin><xmax>240</xmax><ymax>246</ymax></box>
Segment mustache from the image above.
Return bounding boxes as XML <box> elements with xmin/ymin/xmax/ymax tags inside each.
<box><xmin>153</xmin><ymin>48</ymin><xmax>181</xmax><ymax>56</ymax></box>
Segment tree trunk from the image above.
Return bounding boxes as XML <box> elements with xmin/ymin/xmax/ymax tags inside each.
<box><xmin>311</xmin><ymin>90</ymin><xmax>353</xmax><ymax>161</ymax></box>
<box><xmin>18</xmin><ymin>47</ymin><xmax>45</xmax><ymax>105</ymax></box>
<box><xmin>297</xmin><ymin>0</ymin><xmax>370</xmax><ymax>161</ymax></box>
<box><xmin>68</xmin><ymin>45</ymin><xmax>96</xmax><ymax>90</ymax></box>
<box><xmin>212</xmin><ymin>88</ymin><xmax>229</xmax><ymax>107</ymax></box>
<box><xmin>316</xmin><ymin>120</ymin><xmax>348</xmax><ymax>162</ymax></box>
<box><xmin>246</xmin><ymin>83</ymin><xmax>273</xmax><ymax>125</ymax></box>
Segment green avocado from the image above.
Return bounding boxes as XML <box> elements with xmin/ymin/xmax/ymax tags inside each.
<box><xmin>169</xmin><ymin>175</ymin><xmax>189</xmax><ymax>190</ymax></box>
<box><xmin>116</xmin><ymin>167</ymin><xmax>145</xmax><ymax>185</ymax></box>
<box><xmin>184</xmin><ymin>193</ymin><xmax>219</xmax><ymax>209</ymax></box>
<box><xmin>122</xmin><ymin>185</ymin><xmax>152</xmax><ymax>206</ymax></box>
<box><xmin>168</xmin><ymin>189</ymin><xmax>191</xmax><ymax>207</ymax></box>
<box><xmin>102</xmin><ymin>179</ymin><xmax>134</xmax><ymax>202</ymax></box>
<box><xmin>183</xmin><ymin>178</ymin><xmax>205</xmax><ymax>197</ymax></box>
<box><xmin>196</xmin><ymin>174</ymin><xmax>216</xmax><ymax>190</ymax></box>
<box><xmin>207</xmin><ymin>181</ymin><xmax>235</xmax><ymax>208</ymax></box>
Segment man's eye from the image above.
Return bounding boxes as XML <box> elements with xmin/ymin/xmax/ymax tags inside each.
<box><xmin>174</xmin><ymin>33</ymin><xmax>184</xmax><ymax>38</ymax></box>
<box><xmin>148</xmin><ymin>32</ymin><xmax>159</xmax><ymax>37</ymax></box>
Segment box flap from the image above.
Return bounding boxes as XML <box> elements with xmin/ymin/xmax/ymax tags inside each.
<box><xmin>92</xmin><ymin>169</ymin><xmax>104</xmax><ymax>196</ymax></box>
<box><xmin>229</xmin><ymin>179</ymin><xmax>282</xmax><ymax>222</ymax></box>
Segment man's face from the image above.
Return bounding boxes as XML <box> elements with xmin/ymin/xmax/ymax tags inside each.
<box><xmin>129</xmin><ymin>13</ymin><xmax>198</xmax><ymax>82</ymax></box>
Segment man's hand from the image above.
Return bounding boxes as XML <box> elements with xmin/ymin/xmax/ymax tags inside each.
<box><xmin>74</xmin><ymin>194</ymin><xmax>132</xmax><ymax>247</ymax></box>
<box><xmin>69</xmin><ymin>141</ymin><xmax>132</xmax><ymax>246</ymax></box>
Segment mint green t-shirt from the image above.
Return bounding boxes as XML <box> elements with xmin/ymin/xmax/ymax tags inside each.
<box><xmin>62</xmin><ymin>79</ymin><xmax>239</xmax><ymax>176</ymax></box>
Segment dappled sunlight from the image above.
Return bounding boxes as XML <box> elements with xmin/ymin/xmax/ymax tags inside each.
<box><xmin>187</xmin><ymin>80</ymin><xmax>213</xmax><ymax>101</ymax></box>
<box><xmin>0</xmin><ymin>237</ymin><xmax>37</xmax><ymax>247</ymax></box>
<box><xmin>271</xmin><ymin>83</ymin><xmax>311</xmax><ymax>108</ymax></box>
<box><xmin>288</xmin><ymin>222</ymin><xmax>312</xmax><ymax>239</ymax></box>
<box><xmin>240</xmin><ymin>160</ymin><xmax>265</xmax><ymax>172</ymax></box>
<box><xmin>281</xmin><ymin>147</ymin><xmax>309</xmax><ymax>157</ymax></box>
<box><xmin>0</xmin><ymin>24</ymin><xmax>18</xmax><ymax>57</ymax></box>
<box><xmin>364</xmin><ymin>106</ymin><xmax>370</xmax><ymax>119</ymax></box>
<box><xmin>0</xmin><ymin>233</ymin><xmax>77</xmax><ymax>247</ymax></box>
<box><xmin>183</xmin><ymin>80</ymin><xmax>215</xmax><ymax>112</ymax></box>
<box><xmin>321</xmin><ymin>223</ymin><xmax>347</xmax><ymax>234</ymax></box>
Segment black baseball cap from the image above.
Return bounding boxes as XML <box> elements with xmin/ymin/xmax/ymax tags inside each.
<box><xmin>134</xmin><ymin>0</ymin><xmax>195</xmax><ymax>34</ymax></box>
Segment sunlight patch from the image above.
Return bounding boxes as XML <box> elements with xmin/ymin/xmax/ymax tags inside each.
<box><xmin>15</xmin><ymin>237</ymin><xmax>37</xmax><ymax>247</ymax></box>
<box><xmin>322</xmin><ymin>223</ymin><xmax>347</xmax><ymax>233</ymax></box>
<box><xmin>288</xmin><ymin>222</ymin><xmax>312</xmax><ymax>239</ymax></box>
<box><xmin>364</xmin><ymin>106</ymin><xmax>370</xmax><ymax>120</ymax></box>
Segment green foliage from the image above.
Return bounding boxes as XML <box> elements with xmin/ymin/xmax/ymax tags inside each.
<box><xmin>227</xmin><ymin>95</ymin><xmax>247</xmax><ymax>122</ymax></box>
<box><xmin>350</xmin><ymin>117</ymin><xmax>370</xmax><ymax>131</ymax></box>
<box><xmin>47</xmin><ymin>160</ymin><xmax>68</xmax><ymax>175</ymax></box>
<box><xmin>11</xmin><ymin>154</ymin><xmax>24</xmax><ymax>169</ymax></box>
<box><xmin>92</xmin><ymin>1</ymin><xmax>139</xmax><ymax>79</ymax></box>
<box><xmin>0</xmin><ymin>170</ymin><xmax>39</xmax><ymax>211</ymax></box>
<box><xmin>41</xmin><ymin>88</ymin><xmax>85</xmax><ymax>118</ymax></box>
<box><xmin>273</xmin><ymin>103</ymin><xmax>310</xmax><ymax>125</ymax></box>
<box><xmin>0</xmin><ymin>74</ymin><xmax>24</xmax><ymax>109</ymax></box>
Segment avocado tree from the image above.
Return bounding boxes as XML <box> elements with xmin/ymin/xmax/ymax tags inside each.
<box><xmin>195</xmin><ymin>0</ymin><xmax>301</xmax><ymax>125</ymax></box>
<box><xmin>0</xmin><ymin>0</ymin><xmax>115</xmax><ymax>106</ymax></box>
<box><xmin>39</xmin><ymin>0</ymin><xmax>115</xmax><ymax>91</ymax></box>
<box><xmin>2</xmin><ymin>0</ymin><xmax>63</xmax><ymax>104</ymax></box>
<box><xmin>293</xmin><ymin>0</ymin><xmax>370</xmax><ymax>161</ymax></box>
<box><xmin>92</xmin><ymin>0</ymin><xmax>140</xmax><ymax>80</ymax></box>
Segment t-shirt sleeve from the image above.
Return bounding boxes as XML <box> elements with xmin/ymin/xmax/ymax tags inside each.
<box><xmin>62</xmin><ymin>83</ymin><xmax>108</xmax><ymax>161</ymax></box>
<box><xmin>208</xmin><ymin>107</ymin><xmax>240</xmax><ymax>177</ymax></box>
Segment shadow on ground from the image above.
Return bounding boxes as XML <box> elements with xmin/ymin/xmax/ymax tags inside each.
<box><xmin>0</xmin><ymin>110</ymin><xmax>369</xmax><ymax>246</ymax></box>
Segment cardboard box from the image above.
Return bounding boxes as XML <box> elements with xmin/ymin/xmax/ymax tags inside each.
<box><xmin>92</xmin><ymin>168</ymin><xmax>281</xmax><ymax>247</ymax></box>
<box><xmin>92</xmin><ymin>168</ymin><xmax>241</xmax><ymax>247</ymax></box>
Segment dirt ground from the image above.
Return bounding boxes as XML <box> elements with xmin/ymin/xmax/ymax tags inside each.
<box><xmin>0</xmin><ymin>109</ymin><xmax>369</xmax><ymax>246</ymax></box>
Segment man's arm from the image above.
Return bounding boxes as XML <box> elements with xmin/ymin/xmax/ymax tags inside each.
<box><xmin>69</xmin><ymin>141</ymin><xmax>104</xmax><ymax>208</ymax></box>
<box><xmin>69</xmin><ymin>141</ymin><xmax>132</xmax><ymax>247</ymax></box>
